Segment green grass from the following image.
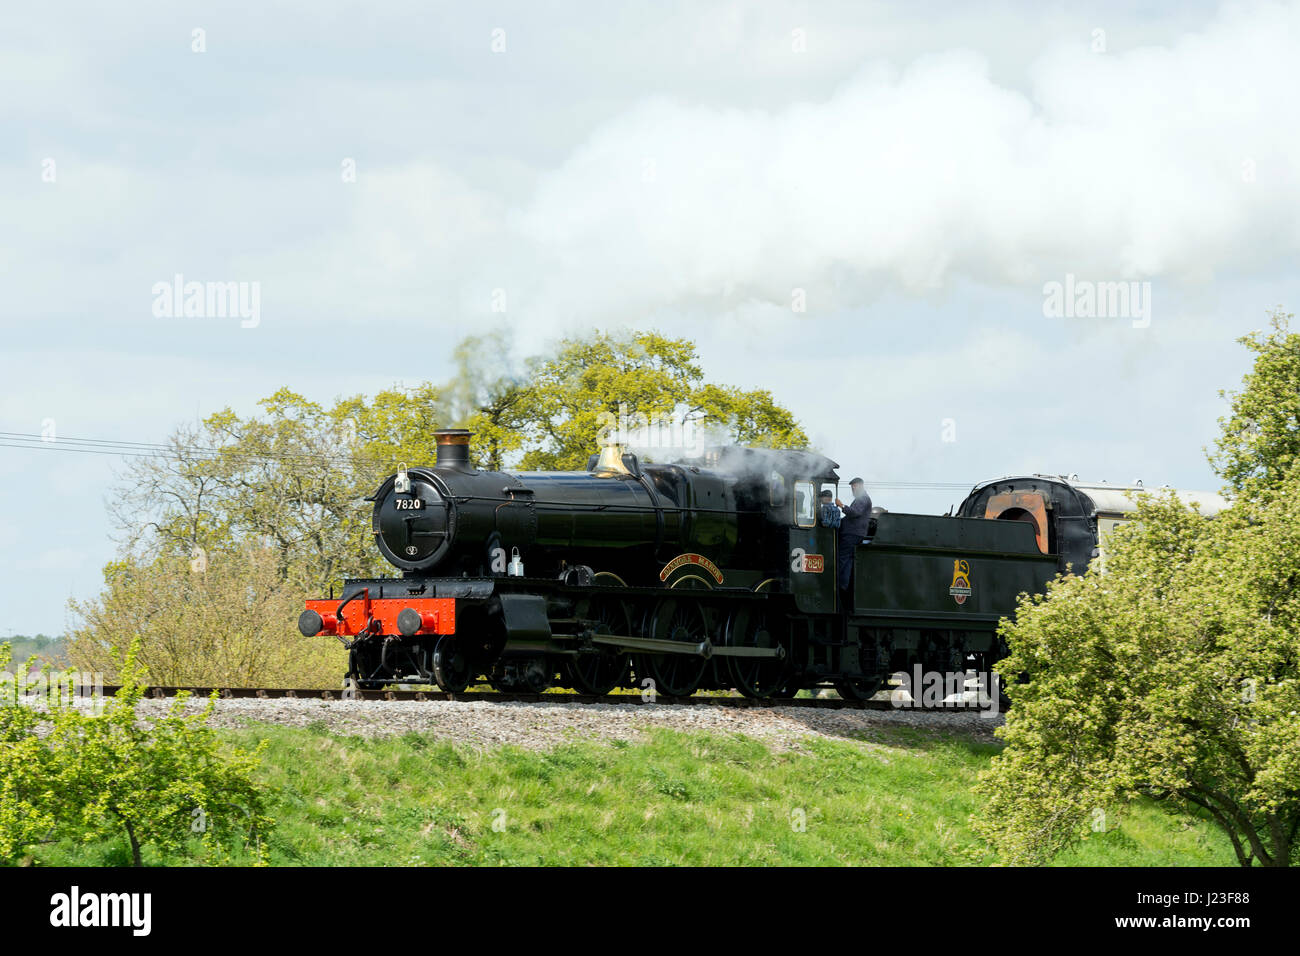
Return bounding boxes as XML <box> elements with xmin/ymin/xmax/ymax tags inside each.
<box><xmin>30</xmin><ymin>722</ymin><xmax>1235</xmax><ymax>866</ymax></box>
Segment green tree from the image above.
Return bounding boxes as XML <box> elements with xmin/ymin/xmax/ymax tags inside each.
<box><xmin>689</xmin><ymin>383</ymin><xmax>809</xmax><ymax>448</ymax></box>
<box><xmin>516</xmin><ymin>330</ymin><xmax>809</xmax><ymax>469</ymax></box>
<box><xmin>50</xmin><ymin>690</ymin><xmax>271</xmax><ymax>866</ymax></box>
<box><xmin>0</xmin><ymin>643</ymin><xmax>58</xmax><ymax>862</ymax></box>
<box><xmin>0</xmin><ymin>643</ymin><xmax>271</xmax><ymax>866</ymax></box>
<box><xmin>1211</xmin><ymin>307</ymin><xmax>1299</xmax><ymax>499</ymax></box>
<box><xmin>976</xmin><ymin>316</ymin><xmax>1300</xmax><ymax>867</ymax></box>
<box><xmin>109</xmin><ymin>385</ymin><xmax>439</xmax><ymax>593</ymax></box>
<box><xmin>203</xmin><ymin>387</ymin><xmax>408</xmax><ymax>588</ymax></box>
<box><xmin>334</xmin><ymin>381</ymin><xmax>446</xmax><ymax>475</ymax></box>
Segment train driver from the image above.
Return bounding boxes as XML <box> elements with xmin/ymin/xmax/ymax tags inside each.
<box><xmin>835</xmin><ymin>477</ymin><xmax>873</xmax><ymax>591</ymax></box>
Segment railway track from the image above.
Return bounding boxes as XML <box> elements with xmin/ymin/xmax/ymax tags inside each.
<box><xmin>97</xmin><ymin>685</ymin><xmax>996</xmax><ymax>712</ymax></box>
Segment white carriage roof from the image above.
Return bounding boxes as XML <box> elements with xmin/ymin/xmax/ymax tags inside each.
<box><xmin>970</xmin><ymin>474</ymin><xmax>1232</xmax><ymax>517</ymax></box>
<box><xmin>1059</xmin><ymin>478</ymin><xmax>1231</xmax><ymax>516</ymax></box>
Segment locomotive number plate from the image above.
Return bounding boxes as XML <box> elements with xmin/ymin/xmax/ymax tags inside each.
<box><xmin>394</xmin><ymin>498</ymin><xmax>424</xmax><ymax>510</ymax></box>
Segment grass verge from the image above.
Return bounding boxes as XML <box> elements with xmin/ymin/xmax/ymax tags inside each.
<box><xmin>31</xmin><ymin>723</ymin><xmax>1234</xmax><ymax>866</ymax></box>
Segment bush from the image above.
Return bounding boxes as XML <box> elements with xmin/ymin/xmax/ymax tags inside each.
<box><xmin>67</xmin><ymin>547</ymin><xmax>346</xmax><ymax>688</ymax></box>
<box><xmin>0</xmin><ymin>642</ymin><xmax>273</xmax><ymax>866</ymax></box>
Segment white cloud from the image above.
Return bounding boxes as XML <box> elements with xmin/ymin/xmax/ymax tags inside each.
<box><xmin>511</xmin><ymin>2</ymin><xmax>1300</xmax><ymax>324</ymax></box>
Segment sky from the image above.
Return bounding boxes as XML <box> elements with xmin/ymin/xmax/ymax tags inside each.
<box><xmin>2</xmin><ymin>0</ymin><xmax>1298</xmax><ymax>635</ymax></box>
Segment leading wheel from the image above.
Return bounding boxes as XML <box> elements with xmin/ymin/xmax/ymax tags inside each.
<box><xmin>348</xmin><ymin>648</ymin><xmax>387</xmax><ymax>691</ymax></box>
<box><xmin>432</xmin><ymin>637</ymin><xmax>473</xmax><ymax>693</ymax></box>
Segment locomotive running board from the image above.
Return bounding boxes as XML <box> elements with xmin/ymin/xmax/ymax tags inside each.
<box><xmin>587</xmin><ymin>634</ymin><xmax>783</xmax><ymax>659</ymax></box>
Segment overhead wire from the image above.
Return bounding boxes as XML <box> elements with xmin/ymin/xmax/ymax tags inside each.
<box><xmin>0</xmin><ymin>430</ymin><xmax>978</xmax><ymax>492</ymax></box>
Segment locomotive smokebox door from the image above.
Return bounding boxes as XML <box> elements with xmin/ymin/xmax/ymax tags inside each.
<box><xmin>788</xmin><ymin>480</ymin><xmax>837</xmax><ymax>614</ymax></box>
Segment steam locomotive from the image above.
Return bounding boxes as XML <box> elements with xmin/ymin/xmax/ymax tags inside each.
<box><xmin>298</xmin><ymin>430</ymin><xmax>1222</xmax><ymax>699</ymax></box>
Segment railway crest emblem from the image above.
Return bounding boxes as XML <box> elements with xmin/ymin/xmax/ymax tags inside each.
<box><xmin>948</xmin><ymin>559</ymin><xmax>972</xmax><ymax>605</ymax></box>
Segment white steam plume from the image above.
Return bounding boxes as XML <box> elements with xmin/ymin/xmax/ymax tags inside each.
<box><xmin>515</xmin><ymin>2</ymin><xmax>1300</xmax><ymax>321</ymax></box>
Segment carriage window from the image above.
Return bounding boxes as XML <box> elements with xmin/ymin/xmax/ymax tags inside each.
<box><xmin>794</xmin><ymin>480</ymin><xmax>816</xmax><ymax>528</ymax></box>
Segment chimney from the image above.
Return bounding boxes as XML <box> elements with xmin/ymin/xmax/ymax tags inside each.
<box><xmin>434</xmin><ymin>429</ymin><xmax>472</xmax><ymax>470</ymax></box>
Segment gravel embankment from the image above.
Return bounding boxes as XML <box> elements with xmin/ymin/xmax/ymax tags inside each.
<box><xmin>104</xmin><ymin>696</ymin><xmax>1005</xmax><ymax>752</ymax></box>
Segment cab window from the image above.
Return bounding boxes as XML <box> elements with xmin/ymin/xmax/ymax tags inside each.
<box><xmin>769</xmin><ymin>471</ymin><xmax>787</xmax><ymax>507</ymax></box>
<box><xmin>793</xmin><ymin>480</ymin><xmax>816</xmax><ymax>528</ymax></box>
